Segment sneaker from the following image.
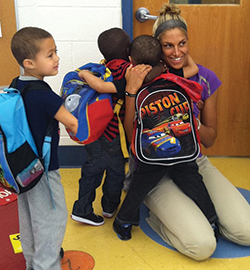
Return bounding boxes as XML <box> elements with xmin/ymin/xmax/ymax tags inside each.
<box><xmin>113</xmin><ymin>220</ymin><xmax>132</xmax><ymax>240</ymax></box>
<box><xmin>102</xmin><ymin>210</ymin><xmax>116</xmax><ymax>218</ymax></box>
<box><xmin>71</xmin><ymin>213</ymin><xmax>104</xmax><ymax>226</ymax></box>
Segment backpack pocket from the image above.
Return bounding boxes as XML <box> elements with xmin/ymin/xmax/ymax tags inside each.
<box><xmin>7</xmin><ymin>141</ymin><xmax>44</xmax><ymax>193</ymax></box>
<box><xmin>16</xmin><ymin>158</ymin><xmax>44</xmax><ymax>187</ymax></box>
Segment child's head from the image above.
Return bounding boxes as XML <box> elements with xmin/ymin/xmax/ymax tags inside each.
<box><xmin>11</xmin><ymin>27</ymin><xmax>59</xmax><ymax>79</ymax></box>
<box><xmin>11</xmin><ymin>27</ymin><xmax>53</xmax><ymax>67</ymax></box>
<box><xmin>129</xmin><ymin>35</ymin><xmax>161</xmax><ymax>67</ymax></box>
<box><xmin>98</xmin><ymin>27</ymin><xmax>131</xmax><ymax>62</ymax></box>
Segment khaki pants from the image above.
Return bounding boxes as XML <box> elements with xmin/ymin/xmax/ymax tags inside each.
<box><xmin>144</xmin><ymin>156</ymin><xmax>250</xmax><ymax>261</ymax></box>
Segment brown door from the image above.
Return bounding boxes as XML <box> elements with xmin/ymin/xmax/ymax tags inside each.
<box><xmin>133</xmin><ymin>0</ymin><xmax>250</xmax><ymax>157</ymax></box>
<box><xmin>0</xmin><ymin>0</ymin><xmax>19</xmax><ymax>87</ymax></box>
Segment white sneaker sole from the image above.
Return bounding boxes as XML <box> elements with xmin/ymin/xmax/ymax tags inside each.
<box><xmin>71</xmin><ymin>214</ymin><xmax>104</xmax><ymax>226</ymax></box>
<box><xmin>102</xmin><ymin>211</ymin><xmax>115</xmax><ymax>218</ymax></box>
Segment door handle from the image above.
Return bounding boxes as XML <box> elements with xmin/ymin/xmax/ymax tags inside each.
<box><xmin>135</xmin><ymin>7</ymin><xmax>158</xmax><ymax>22</ymax></box>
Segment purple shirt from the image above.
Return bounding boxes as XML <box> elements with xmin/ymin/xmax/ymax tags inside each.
<box><xmin>189</xmin><ymin>65</ymin><xmax>221</xmax><ymax>156</ymax></box>
<box><xmin>189</xmin><ymin>64</ymin><xmax>221</xmax><ymax>118</ymax></box>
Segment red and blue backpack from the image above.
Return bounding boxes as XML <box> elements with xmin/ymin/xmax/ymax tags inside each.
<box><xmin>60</xmin><ymin>63</ymin><xmax>115</xmax><ymax>145</ymax></box>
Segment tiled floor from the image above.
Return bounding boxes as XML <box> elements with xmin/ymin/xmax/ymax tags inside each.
<box><xmin>61</xmin><ymin>157</ymin><xmax>250</xmax><ymax>270</ymax></box>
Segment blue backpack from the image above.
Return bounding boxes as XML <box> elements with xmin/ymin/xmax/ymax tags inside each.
<box><xmin>61</xmin><ymin>63</ymin><xmax>124</xmax><ymax>144</ymax></box>
<box><xmin>60</xmin><ymin>62</ymin><xmax>129</xmax><ymax>157</ymax></box>
<box><xmin>0</xmin><ymin>78</ymin><xmax>52</xmax><ymax>194</ymax></box>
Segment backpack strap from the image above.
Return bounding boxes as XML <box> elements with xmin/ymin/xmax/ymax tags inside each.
<box><xmin>9</xmin><ymin>76</ymin><xmax>52</xmax><ymax>94</ymax></box>
<box><xmin>113</xmin><ymin>99</ymin><xmax>129</xmax><ymax>159</ymax></box>
<box><xmin>8</xmin><ymin>76</ymin><xmax>20</xmax><ymax>91</ymax></box>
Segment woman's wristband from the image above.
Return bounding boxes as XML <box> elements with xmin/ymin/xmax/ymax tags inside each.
<box><xmin>196</xmin><ymin>118</ymin><xmax>201</xmax><ymax>130</ymax></box>
<box><xmin>125</xmin><ymin>91</ymin><xmax>137</xmax><ymax>97</ymax></box>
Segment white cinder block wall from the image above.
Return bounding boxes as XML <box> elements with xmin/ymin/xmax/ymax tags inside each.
<box><xmin>15</xmin><ymin>0</ymin><xmax>123</xmax><ymax>145</ymax></box>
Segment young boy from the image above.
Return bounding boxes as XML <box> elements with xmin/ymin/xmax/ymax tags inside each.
<box><xmin>70</xmin><ymin>28</ymin><xmax>131</xmax><ymax>226</ymax></box>
<box><xmin>110</xmin><ymin>35</ymin><xmax>218</xmax><ymax>241</ymax></box>
<box><xmin>11</xmin><ymin>27</ymin><xmax>78</xmax><ymax>270</ymax></box>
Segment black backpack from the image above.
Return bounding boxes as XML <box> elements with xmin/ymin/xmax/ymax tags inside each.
<box><xmin>131</xmin><ymin>73</ymin><xmax>202</xmax><ymax>166</ymax></box>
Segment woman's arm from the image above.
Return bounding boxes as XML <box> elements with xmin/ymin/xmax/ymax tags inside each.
<box><xmin>199</xmin><ymin>91</ymin><xmax>218</xmax><ymax>148</ymax></box>
<box><xmin>123</xmin><ymin>64</ymin><xmax>152</xmax><ymax>142</ymax></box>
<box><xmin>124</xmin><ymin>95</ymin><xmax>136</xmax><ymax>143</ymax></box>
<box><xmin>78</xmin><ymin>70</ymin><xmax>117</xmax><ymax>93</ymax></box>
<box><xmin>54</xmin><ymin>105</ymin><xmax>78</xmax><ymax>135</ymax></box>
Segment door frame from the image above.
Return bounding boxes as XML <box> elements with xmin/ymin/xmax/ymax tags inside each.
<box><xmin>122</xmin><ymin>0</ymin><xmax>133</xmax><ymax>40</ymax></box>
<box><xmin>14</xmin><ymin>0</ymin><xmax>19</xmax><ymax>29</ymax></box>
<box><xmin>0</xmin><ymin>0</ymin><xmax>20</xmax><ymax>87</ymax></box>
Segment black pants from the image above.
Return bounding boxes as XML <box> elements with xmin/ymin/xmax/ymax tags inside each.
<box><xmin>72</xmin><ymin>135</ymin><xmax>125</xmax><ymax>216</ymax></box>
<box><xmin>115</xmin><ymin>160</ymin><xmax>218</xmax><ymax>225</ymax></box>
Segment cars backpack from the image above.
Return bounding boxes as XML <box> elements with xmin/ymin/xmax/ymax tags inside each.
<box><xmin>61</xmin><ymin>62</ymin><xmax>124</xmax><ymax>145</ymax></box>
<box><xmin>0</xmin><ymin>78</ymin><xmax>52</xmax><ymax>194</ymax></box>
<box><xmin>131</xmin><ymin>73</ymin><xmax>203</xmax><ymax>166</ymax></box>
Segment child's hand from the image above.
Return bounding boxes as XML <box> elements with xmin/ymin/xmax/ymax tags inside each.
<box><xmin>197</xmin><ymin>100</ymin><xmax>204</xmax><ymax>111</ymax></box>
<box><xmin>159</xmin><ymin>60</ymin><xmax>168</xmax><ymax>72</ymax></box>
<box><xmin>78</xmin><ymin>70</ymin><xmax>90</xmax><ymax>81</ymax></box>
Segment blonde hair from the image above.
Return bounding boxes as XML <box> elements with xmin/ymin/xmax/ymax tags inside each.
<box><xmin>152</xmin><ymin>3</ymin><xmax>188</xmax><ymax>39</ymax></box>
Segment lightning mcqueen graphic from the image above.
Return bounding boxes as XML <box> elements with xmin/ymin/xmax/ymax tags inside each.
<box><xmin>166</xmin><ymin>120</ymin><xmax>191</xmax><ymax>137</ymax></box>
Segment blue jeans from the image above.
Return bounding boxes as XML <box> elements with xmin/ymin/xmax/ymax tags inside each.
<box><xmin>72</xmin><ymin>135</ymin><xmax>126</xmax><ymax>216</ymax></box>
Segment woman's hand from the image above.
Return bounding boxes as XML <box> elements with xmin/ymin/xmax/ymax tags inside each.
<box><xmin>125</xmin><ymin>64</ymin><xmax>152</xmax><ymax>96</ymax></box>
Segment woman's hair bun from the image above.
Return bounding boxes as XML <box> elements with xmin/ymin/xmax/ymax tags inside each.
<box><xmin>159</xmin><ymin>3</ymin><xmax>181</xmax><ymax>17</ymax></box>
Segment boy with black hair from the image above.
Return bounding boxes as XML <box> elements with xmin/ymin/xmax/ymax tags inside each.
<box><xmin>98</xmin><ymin>27</ymin><xmax>131</xmax><ymax>63</ymax></box>
<box><xmin>110</xmin><ymin>35</ymin><xmax>218</xmax><ymax>241</ymax></box>
<box><xmin>71</xmin><ymin>28</ymin><xmax>132</xmax><ymax>226</ymax></box>
<box><xmin>11</xmin><ymin>26</ymin><xmax>78</xmax><ymax>270</ymax></box>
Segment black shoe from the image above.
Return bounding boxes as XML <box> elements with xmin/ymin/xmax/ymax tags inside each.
<box><xmin>71</xmin><ymin>213</ymin><xmax>104</xmax><ymax>226</ymax></box>
<box><xmin>60</xmin><ymin>247</ymin><xmax>64</xmax><ymax>259</ymax></box>
<box><xmin>212</xmin><ymin>222</ymin><xmax>219</xmax><ymax>242</ymax></box>
<box><xmin>113</xmin><ymin>220</ymin><xmax>132</xmax><ymax>240</ymax></box>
